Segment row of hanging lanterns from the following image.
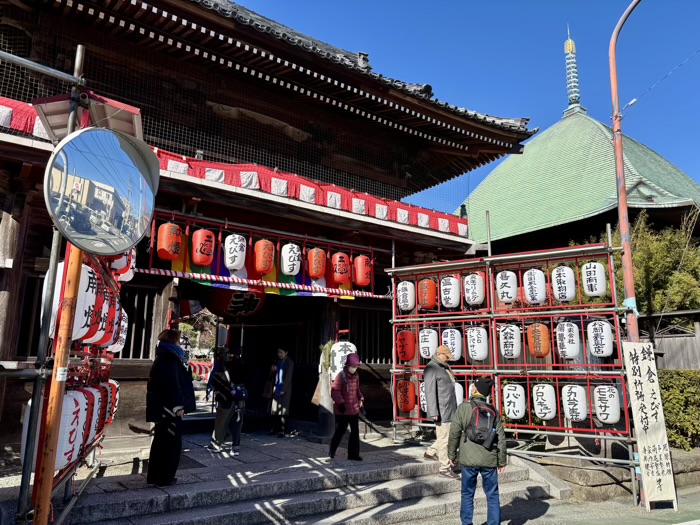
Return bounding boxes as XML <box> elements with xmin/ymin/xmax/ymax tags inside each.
<box><xmin>502</xmin><ymin>383</ymin><xmax>620</xmax><ymax>424</ymax></box>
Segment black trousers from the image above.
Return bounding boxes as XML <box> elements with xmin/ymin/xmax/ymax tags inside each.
<box><xmin>147</xmin><ymin>416</ymin><xmax>182</xmax><ymax>485</ymax></box>
<box><xmin>329</xmin><ymin>414</ymin><xmax>360</xmax><ymax>458</ymax></box>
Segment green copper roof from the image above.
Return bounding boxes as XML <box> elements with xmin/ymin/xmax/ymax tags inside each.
<box><xmin>460</xmin><ymin>107</ymin><xmax>700</xmax><ymax>243</ymax></box>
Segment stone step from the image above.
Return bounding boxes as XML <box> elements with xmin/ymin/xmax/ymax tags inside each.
<box><xmin>67</xmin><ymin>464</ymin><xmax>532</xmax><ymax>524</ymax></box>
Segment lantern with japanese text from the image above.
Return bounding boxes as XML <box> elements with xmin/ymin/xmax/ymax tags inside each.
<box><xmin>110</xmin><ymin>252</ymin><xmax>129</xmax><ymax>273</ymax></box>
<box><xmin>467</xmin><ymin>326</ymin><xmax>489</xmax><ymax>361</ymax></box>
<box><xmin>581</xmin><ymin>262</ymin><xmax>607</xmax><ymax>298</ymax></box>
<box><xmin>552</xmin><ymin>266</ymin><xmax>576</xmax><ymax>303</ymax></box>
<box><xmin>308</xmin><ymin>247</ymin><xmax>326</xmax><ymax>279</ymax></box>
<box><xmin>281</xmin><ymin>243</ymin><xmax>302</xmax><ymax>276</ymax></box>
<box><xmin>83</xmin><ymin>288</ymin><xmax>111</xmax><ymax>345</ymax></box>
<box><xmin>532</xmin><ymin>384</ymin><xmax>557</xmax><ymax>421</ymax></box>
<box><xmin>397</xmin><ymin>380</ymin><xmax>416</xmax><ymax>413</ymax></box>
<box><xmin>556</xmin><ymin>322</ymin><xmax>581</xmax><ymax>360</ymax></box>
<box><xmin>397</xmin><ymin>330</ymin><xmax>416</xmax><ymax>361</ymax></box>
<box><xmin>396</xmin><ymin>281</ymin><xmax>416</xmax><ymax>311</ymax></box>
<box><xmin>191</xmin><ymin>229</ymin><xmax>215</xmax><ymax>267</ymax></box>
<box><xmin>499</xmin><ymin>324</ymin><xmax>522</xmax><ymax>359</ymax></box>
<box><xmin>524</xmin><ymin>268</ymin><xmax>547</xmax><ymax>305</ymax></box>
<box><xmin>455</xmin><ymin>382</ymin><xmax>465</xmax><ymax>406</ymax></box>
<box><xmin>94</xmin><ymin>296</ymin><xmax>120</xmax><ymax>346</ymax></box>
<box><xmin>464</xmin><ymin>273</ymin><xmax>485</xmax><ymax>306</ymax></box>
<box><xmin>330</xmin><ymin>341</ymin><xmax>357</xmax><ymax>379</ymax></box>
<box><xmin>593</xmin><ymin>385</ymin><xmax>621</xmax><ymax>425</ymax></box>
<box><xmin>118</xmin><ymin>249</ymin><xmax>136</xmax><ymax>283</ymax></box>
<box><xmin>56</xmin><ymin>391</ymin><xmax>88</xmax><ymax>470</ymax></box>
<box><xmin>331</xmin><ymin>252</ymin><xmax>351</xmax><ymax>285</ymax></box>
<box><xmin>106</xmin><ymin>311</ymin><xmax>128</xmax><ymax>354</ymax></box>
<box><xmin>42</xmin><ymin>263</ymin><xmax>98</xmax><ymax>341</ymax></box>
<box><xmin>254</xmin><ymin>239</ymin><xmax>275</xmax><ymax>275</ymax></box>
<box><xmin>440</xmin><ymin>276</ymin><xmax>461</xmax><ymax>309</ymax></box>
<box><xmin>419</xmin><ymin>328</ymin><xmax>438</xmax><ymax>359</ymax></box>
<box><xmin>82</xmin><ymin>273</ymin><xmax>105</xmax><ymax>341</ymax></box>
<box><xmin>527</xmin><ymin>323</ymin><xmax>551</xmax><ymax>358</ymax></box>
<box><xmin>587</xmin><ymin>320</ymin><xmax>614</xmax><ymax>357</ymax></box>
<box><xmin>224</xmin><ymin>234</ymin><xmax>247</xmax><ymax>271</ymax></box>
<box><xmin>441</xmin><ymin>328</ymin><xmax>463</xmax><ymax>360</ymax></box>
<box><xmin>496</xmin><ymin>271</ymin><xmax>517</xmax><ymax>304</ymax></box>
<box><xmin>80</xmin><ymin>387</ymin><xmax>103</xmax><ymax>445</ymax></box>
<box><xmin>157</xmin><ymin>223</ymin><xmax>182</xmax><ymax>261</ymax></box>
<box><xmin>562</xmin><ymin>384</ymin><xmax>588</xmax><ymax>422</ymax></box>
<box><xmin>418</xmin><ymin>279</ymin><xmax>437</xmax><ymax>310</ymax></box>
<box><xmin>353</xmin><ymin>255</ymin><xmax>372</xmax><ymax>287</ymax></box>
<box><xmin>503</xmin><ymin>384</ymin><xmax>526</xmax><ymax>420</ymax></box>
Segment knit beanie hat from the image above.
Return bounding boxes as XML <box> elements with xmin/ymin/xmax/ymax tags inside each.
<box><xmin>474</xmin><ymin>376</ymin><xmax>494</xmax><ymax>397</ymax></box>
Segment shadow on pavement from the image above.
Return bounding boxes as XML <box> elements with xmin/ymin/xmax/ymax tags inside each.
<box><xmin>497</xmin><ymin>492</ymin><xmax>551</xmax><ymax>525</ymax></box>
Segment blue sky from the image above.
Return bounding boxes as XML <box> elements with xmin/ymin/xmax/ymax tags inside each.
<box><xmin>239</xmin><ymin>0</ymin><xmax>700</xmax><ymax>214</ymax></box>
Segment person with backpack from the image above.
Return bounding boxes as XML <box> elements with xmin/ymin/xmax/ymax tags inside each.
<box><xmin>423</xmin><ymin>345</ymin><xmax>459</xmax><ymax>479</ymax></box>
<box><xmin>448</xmin><ymin>376</ymin><xmax>506</xmax><ymax>525</ymax></box>
<box><xmin>329</xmin><ymin>352</ymin><xmax>364</xmax><ymax>461</ymax></box>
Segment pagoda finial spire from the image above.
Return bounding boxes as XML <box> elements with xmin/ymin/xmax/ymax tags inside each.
<box><xmin>564</xmin><ymin>26</ymin><xmax>581</xmax><ymax>106</ymax></box>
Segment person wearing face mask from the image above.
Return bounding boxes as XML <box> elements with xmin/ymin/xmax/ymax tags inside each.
<box><xmin>329</xmin><ymin>352</ymin><xmax>364</xmax><ymax>461</ymax></box>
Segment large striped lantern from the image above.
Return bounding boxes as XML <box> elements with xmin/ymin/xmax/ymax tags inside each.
<box><xmin>464</xmin><ymin>273</ymin><xmax>485</xmax><ymax>306</ymax></box>
<box><xmin>440</xmin><ymin>276</ymin><xmax>461</xmax><ymax>309</ymax></box>
<box><xmin>95</xmin><ymin>296</ymin><xmax>120</xmax><ymax>346</ymax></box>
<box><xmin>593</xmin><ymin>385</ymin><xmax>621</xmax><ymax>425</ymax></box>
<box><xmin>42</xmin><ymin>263</ymin><xmax>98</xmax><ymax>341</ymax></box>
<box><xmin>396</xmin><ymin>281</ymin><xmax>416</xmax><ymax>311</ymax></box>
<box><xmin>224</xmin><ymin>234</ymin><xmax>247</xmax><ymax>271</ymax></box>
<box><xmin>562</xmin><ymin>385</ymin><xmax>588</xmax><ymax>422</ymax></box>
<box><xmin>77</xmin><ymin>387</ymin><xmax>97</xmax><ymax>447</ymax></box>
<box><xmin>527</xmin><ymin>323</ymin><xmax>551</xmax><ymax>358</ymax></box>
<box><xmin>524</xmin><ymin>268</ymin><xmax>547</xmax><ymax>305</ymax></box>
<box><xmin>331</xmin><ymin>252</ymin><xmax>351</xmax><ymax>285</ymax></box>
<box><xmin>587</xmin><ymin>320</ymin><xmax>614</xmax><ymax>357</ymax></box>
<box><xmin>397</xmin><ymin>330</ymin><xmax>416</xmax><ymax>361</ymax></box>
<box><xmin>419</xmin><ymin>328</ymin><xmax>438</xmax><ymax>359</ymax></box>
<box><xmin>552</xmin><ymin>266</ymin><xmax>576</xmax><ymax>303</ymax></box>
<box><xmin>532</xmin><ymin>384</ymin><xmax>557</xmax><ymax>421</ymax></box>
<box><xmin>254</xmin><ymin>239</ymin><xmax>275</xmax><ymax>275</ymax></box>
<box><xmin>307</xmin><ymin>248</ymin><xmax>327</xmax><ymax>279</ymax></box>
<box><xmin>105</xmin><ymin>379</ymin><xmax>120</xmax><ymax>425</ymax></box>
<box><xmin>496</xmin><ymin>271</ymin><xmax>517</xmax><ymax>304</ymax></box>
<box><xmin>467</xmin><ymin>326</ymin><xmax>488</xmax><ymax>361</ymax></box>
<box><xmin>499</xmin><ymin>324</ymin><xmax>522</xmax><ymax>359</ymax></box>
<box><xmin>353</xmin><ymin>255</ymin><xmax>372</xmax><ymax>287</ymax></box>
<box><xmin>157</xmin><ymin>223</ymin><xmax>182</xmax><ymax>261</ymax></box>
<box><xmin>581</xmin><ymin>262</ymin><xmax>607</xmax><ymax>298</ymax></box>
<box><xmin>192</xmin><ymin>229</ymin><xmax>215</xmax><ymax>267</ymax></box>
<box><xmin>82</xmin><ymin>272</ymin><xmax>105</xmax><ymax>341</ymax></box>
<box><xmin>441</xmin><ymin>328</ymin><xmax>463</xmax><ymax>360</ymax></box>
<box><xmin>106</xmin><ymin>311</ymin><xmax>128</xmax><ymax>354</ymax></box>
<box><xmin>83</xmin><ymin>288</ymin><xmax>111</xmax><ymax>345</ymax></box>
<box><xmin>118</xmin><ymin>249</ymin><xmax>136</xmax><ymax>283</ymax></box>
<box><xmin>281</xmin><ymin>243</ymin><xmax>302</xmax><ymax>276</ymax></box>
<box><xmin>503</xmin><ymin>384</ymin><xmax>526</xmax><ymax>420</ymax></box>
<box><xmin>556</xmin><ymin>322</ymin><xmax>581</xmax><ymax>360</ymax></box>
<box><xmin>94</xmin><ymin>385</ymin><xmax>110</xmax><ymax>435</ymax></box>
<box><xmin>56</xmin><ymin>391</ymin><xmax>88</xmax><ymax>470</ymax></box>
<box><xmin>110</xmin><ymin>252</ymin><xmax>129</xmax><ymax>273</ymax></box>
<box><xmin>455</xmin><ymin>382</ymin><xmax>465</xmax><ymax>406</ymax></box>
<box><xmin>418</xmin><ymin>279</ymin><xmax>437</xmax><ymax>310</ymax></box>
<box><xmin>330</xmin><ymin>341</ymin><xmax>357</xmax><ymax>380</ymax></box>
<box><xmin>397</xmin><ymin>379</ymin><xmax>416</xmax><ymax>413</ymax></box>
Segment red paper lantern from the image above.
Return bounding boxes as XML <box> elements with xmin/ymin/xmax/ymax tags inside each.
<box><xmin>157</xmin><ymin>223</ymin><xmax>182</xmax><ymax>261</ymax></box>
<box><xmin>527</xmin><ymin>323</ymin><xmax>551</xmax><ymax>358</ymax></box>
<box><xmin>307</xmin><ymin>248</ymin><xmax>326</xmax><ymax>279</ymax></box>
<box><xmin>191</xmin><ymin>229</ymin><xmax>215</xmax><ymax>267</ymax></box>
<box><xmin>353</xmin><ymin>255</ymin><xmax>372</xmax><ymax>287</ymax></box>
<box><xmin>418</xmin><ymin>279</ymin><xmax>437</xmax><ymax>310</ymax></box>
<box><xmin>254</xmin><ymin>239</ymin><xmax>275</xmax><ymax>275</ymax></box>
<box><xmin>397</xmin><ymin>330</ymin><xmax>416</xmax><ymax>361</ymax></box>
<box><xmin>332</xmin><ymin>252</ymin><xmax>351</xmax><ymax>285</ymax></box>
<box><xmin>397</xmin><ymin>380</ymin><xmax>416</xmax><ymax>413</ymax></box>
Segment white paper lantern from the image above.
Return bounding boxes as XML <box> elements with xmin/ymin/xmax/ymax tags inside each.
<box><xmin>42</xmin><ymin>263</ymin><xmax>98</xmax><ymax>341</ymax></box>
<box><xmin>419</xmin><ymin>328</ymin><xmax>439</xmax><ymax>359</ymax></box>
<box><xmin>224</xmin><ymin>234</ymin><xmax>247</xmax><ymax>271</ymax></box>
<box><xmin>503</xmin><ymin>384</ymin><xmax>526</xmax><ymax>420</ymax></box>
<box><xmin>551</xmin><ymin>266</ymin><xmax>576</xmax><ymax>302</ymax></box>
<box><xmin>397</xmin><ymin>281</ymin><xmax>416</xmax><ymax>311</ymax></box>
<box><xmin>467</xmin><ymin>327</ymin><xmax>489</xmax><ymax>361</ymax></box>
<box><xmin>81</xmin><ymin>387</ymin><xmax>103</xmax><ymax>445</ymax></box>
<box><xmin>105</xmin><ymin>379</ymin><xmax>120</xmax><ymax>425</ymax></box>
<box><xmin>440</xmin><ymin>276</ymin><xmax>461</xmax><ymax>309</ymax></box>
<box><xmin>280</xmin><ymin>243</ymin><xmax>301</xmax><ymax>276</ymax></box>
<box><xmin>562</xmin><ymin>385</ymin><xmax>588</xmax><ymax>422</ymax></box>
<box><xmin>56</xmin><ymin>391</ymin><xmax>88</xmax><ymax>470</ymax></box>
<box><xmin>581</xmin><ymin>262</ymin><xmax>607</xmax><ymax>298</ymax></box>
<box><xmin>464</xmin><ymin>273</ymin><xmax>485</xmax><ymax>306</ymax></box>
<box><xmin>441</xmin><ymin>328</ymin><xmax>463</xmax><ymax>360</ymax></box>
<box><xmin>499</xmin><ymin>324</ymin><xmax>522</xmax><ymax>359</ymax></box>
<box><xmin>532</xmin><ymin>384</ymin><xmax>557</xmax><ymax>421</ymax></box>
<box><xmin>117</xmin><ymin>250</ymin><xmax>136</xmax><ymax>283</ymax></box>
<box><xmin>419</xmin><ymin>381</ymin><xmax>427</xmax><ymax>413</ymax></box>
<box><xmin>83</xmin><ymin>289</ymin><xmax>111</xmax><ymax>345</ymax></box>
<box><xmin>496</xmin><ymin>271</ymin><xmax>517</xmax><ymax>304</ymax></box>
<box><xmin>594</xmin><ymin>385</ymin><xmax>621</xmax><ymax>425</ymax></box>
<box><xmin>106</xmin><ymin>311</ymin><xmax>128</xmax><ymax>354</ymax></box>
<box><xmin>455</xmin><ymin>383</ymin><xmax>465</xmax><ymax>406</ymax></box>
<box><xmin>587</xmin><ymin>320</ymin><xmax>614</xmax><ymax>357</ymax></box>
<box><xmin>556</xmin><ymin>322</ymin><xmax>581</xmax><ymax>360</ymax></box>
<box><xmin>330</xmin><ymin>341</ymin><xmax>357</xmax><ymax>379</ymax></box>
<box><xmin>110</xmin><ymin>253</ymin><xmax>129</xmax><ymax>271</ymax></box>
<box><xmin>524</xmin><ymin>268</ymin><xmax>547</xmax><ymax>305</ymax></box>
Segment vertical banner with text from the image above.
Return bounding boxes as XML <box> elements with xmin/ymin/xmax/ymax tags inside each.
<box><xmin>622</xmin><ymin>342</ymin><xmax>678</xmax><ymax>510</ymax></box>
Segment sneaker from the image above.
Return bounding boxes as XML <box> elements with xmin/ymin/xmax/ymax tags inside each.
<box><xmin>206</xmin><ymin>443</ymin><xmax>222</xmax><ymax>453</ymax></box>
<box><xmin>439</xmin><ymin>470</ymin><xmax>460</xmax><ymax>480</ymax></box>
<box><xmin>423</xmin><ymin>452</ymin><xmax>439</xmax><ymax>461</ymax></box>
<box><xmin>231</xmin><ymin>450</ymin><xmax>240</xmax><ymax>457</ymax></box>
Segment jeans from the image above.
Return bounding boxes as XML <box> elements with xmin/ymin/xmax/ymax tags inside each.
<box><xmin>213</xmin><ymin>406</ymin><xmax>244</xmax><ymax>450</ymax></box>
<box><xmin>460</xmin><ymin>466</ymin><xmax>500</xmax><ymax>525</ymax></box>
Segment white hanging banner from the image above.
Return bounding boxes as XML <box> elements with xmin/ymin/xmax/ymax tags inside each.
<box><xmin>622</xmin><ymin>342</ymin><xmax>677</xmax><ymax>510</ymax></box>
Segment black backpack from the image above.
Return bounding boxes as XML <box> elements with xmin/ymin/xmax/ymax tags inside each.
<box><xmin>465</xmin><ymin>399</ymin><xmax>498</xmax><ymax>450</ymax></box>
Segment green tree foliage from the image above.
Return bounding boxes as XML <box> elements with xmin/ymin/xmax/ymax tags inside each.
<box><xmin>658</xmin><ymin>370</ymin><xmax>700</xmax><ymax>450</ymax></box>
<box><xmin>179</xmin><ymin>309</ymin><xmax>219</xmax><ymax>349</ymax></box>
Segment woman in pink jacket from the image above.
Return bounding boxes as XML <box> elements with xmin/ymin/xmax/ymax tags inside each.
<box><xmin>329</xmin><ymin>353</ymin><xmax>364</xmax><ymax>461</ymax></box>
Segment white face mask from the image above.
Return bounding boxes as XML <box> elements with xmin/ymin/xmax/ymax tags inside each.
<box><xmin>347</xmin><ymin>366</ymin><xmax>358</xmax><ymax>374</ymax></box>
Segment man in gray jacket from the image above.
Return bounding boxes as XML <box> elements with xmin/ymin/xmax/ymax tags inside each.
<box><xmin>424</xmin><ymin>345</ymin><xmax>458</xmax><ymax>479</ymax></box>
